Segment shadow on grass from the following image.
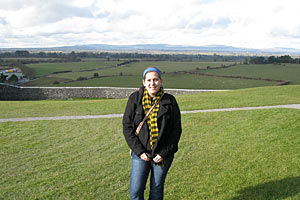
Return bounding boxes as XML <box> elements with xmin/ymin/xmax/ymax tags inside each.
<box><xmin>232</xmin><ymin>177</ymin><xmax>300</xmax><ymax>200</ymax></box>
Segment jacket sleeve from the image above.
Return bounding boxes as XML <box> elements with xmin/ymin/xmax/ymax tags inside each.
<box><xmin>158</xmin><ymin>96</ymin><xmax>182</xmax><ymax>158</ymax></box>
<box><xmin>122</xmin><ymin>94</ymin><xmax>146</xmax><ymax>156</ymax></box>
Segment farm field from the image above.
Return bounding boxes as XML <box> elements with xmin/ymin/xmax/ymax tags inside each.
<box><xmin>27</xmin><ymin>61</ymin><xmax>121</xmax><ymax>77</ymax></box>
<box><xmin>55</xmin><ymin>73</ymin><xmax>276</xmax><ymax>89</ymax></box>
<box><xmin>205</xmin><ymin>63</ymin><xmax>300</xmax><ymax>85</ymax></box>
<box><xmin>1</xmin><ymin>85</ymin><xmax>300</xmax><ymax>199</ymax></box>
<box><xmin>28</xmin><ymin>61</ymin><xmax>230</xmax><ymax>77</ymax></box>
<box><xmin>22</xmin><ymin>60</ymin><xmax>300</xmax><ymax>89</ymax></box>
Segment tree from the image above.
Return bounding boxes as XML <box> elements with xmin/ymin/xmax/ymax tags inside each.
<box><xmin>8</xmin><ymin>74</ymin><xmax>18</xmax><ymax>84</ymax></box>
<box><xmin>277</xmin><ymin>55</ymin><xmax>293</xmax><ymax>63</ymax></box>
<box><xmin>15</xmin><ymin>50</ymin><xmax>30</xmax><ymax>57</ymax></box>
<box><xmin>267</xmin><ymin>56</ymin><xmax>277</xmax><ymax>63</ymax></box>
<box><xmin>0</xmin><ymin>73</ymin><xmax>7</xmax><ymax>83</ymax></box>
<box><xmin>70</xmin><ymin>51</ymin><xmax>76</xmax><ymax>58</ymax></box>
<box><xmin>250</xmin><ymin>56</ymin><xmax>265</xmax><ymax>64</ymax></box>
<box><xmin>94</xmin><ymin>73</ymin><xmax>99</xmax><ymax>78</ymax></box>
<box><xmin>38</xmin><ymin>52</ymin><xmax>46</xmax><ymax>57</ymax></box>
<box><xmin>243</xmin><ymin>57</ymin><xmax>249</xmax><ymax>64</ymax></box>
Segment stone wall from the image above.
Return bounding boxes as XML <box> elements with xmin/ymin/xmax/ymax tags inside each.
<box><xmin>0</xmin><ymin>83</ymin><xmax>224</xmax><ymax>100</ymax></box>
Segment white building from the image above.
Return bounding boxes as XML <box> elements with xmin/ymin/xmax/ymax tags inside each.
<box><xmin>0</xmin><ymin>68</ymin><xmax>26</xmax><ymax>83</ymax></box>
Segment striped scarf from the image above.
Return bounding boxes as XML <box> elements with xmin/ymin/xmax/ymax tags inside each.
<box><xmin>142</xmin><ymin>87</ymin><xmax>164</xmax><ymax>149</ymax></box>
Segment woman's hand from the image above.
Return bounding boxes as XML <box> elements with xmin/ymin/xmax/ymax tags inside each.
<box><xmin>140</xmin><ymin>153</ymin><xmax>151</xmax><ymax>161</ymax></box>
<box><xmin>153</xmin><ymin>154</ymin><xmax>163</xmax><ymax>164</ymax></box>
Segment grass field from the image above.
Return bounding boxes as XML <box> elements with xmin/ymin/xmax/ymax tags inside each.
<box><xmin>1</xmin><ymin>85</ymin><xmax>300</xmax><ymax>199</ymax></box>
<box><xmin>28</xmin><ymin>61</ymin><xmax>230</xmax><ymax>77</ymax></box>
<box><xmin>27</xmin><ymin>61</ymin><xmax>121</xmax><ymax>77</ymax></box>
<box><xmin>24</xmin><ymin>61</ymin><xmax>300</xmax><ymax>89</ymax></box>
<box><xmin>206</xmin><ymin>63</ymin><xmax>300</xmax><ymax>85</ymax></box>
<box><xmin>55</xmin><ymin>73</ymin><xmax>276</xmax><ymax>89</ymax></box>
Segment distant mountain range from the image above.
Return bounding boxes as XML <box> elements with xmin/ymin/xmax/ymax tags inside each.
<box><xmin>2</xmin><ymin>44</ymin><xmax>300</xmax><ymax>55</ymax></box>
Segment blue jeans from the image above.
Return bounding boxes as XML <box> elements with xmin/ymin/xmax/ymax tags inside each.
<box><xmin>130</xmin><ymin>153</ymin><xmax>174</xmax><ymax>200</ymax></box>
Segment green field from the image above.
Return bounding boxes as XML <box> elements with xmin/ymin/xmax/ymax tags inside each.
<box><xmin>55</xmin><ymin>73</ymin><xmax>276</xmax><ymax>89</ymax></box>
<box><xmin>27</xmin><ymin>61</ymin><xmax>121</xmax><ymax>77</ymax></box>
<box><xmin>206</xmin><ymin>63</ymin><xmax>300</xmax><ymax>85</ymax></box>
<box><xmin>29</xmin><ymin>61</ymin><xmax>230</xmax><ymax>77</ymax></box>
<box><xmin>23</xmin><ymin>61</ymin><xmax>299</xmax><ymax>89</ymax></box>
<box><xmin>1</xmin><ymin>85</ymin><xmax>300</xmax><ymax>199</ymax></box>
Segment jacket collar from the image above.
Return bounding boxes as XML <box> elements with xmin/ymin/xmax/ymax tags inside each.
<box><xmin>137</xmin><ymin>86</ymin><xmax>144</xmax><ymax>105</ymax></box>
<box><xmin>138</xmin><ymin>86</ymin><xmax>171</xmax><ymax>106</ymax></box>
<box><xmin>157</xmin><ymin>96</ymin><xmax>170</xmax><ymax>119</ymax></box>
<box><xmin>138</xmin><ymin>86</ymin><xmax>171</xmax><ymax>119</ymax></box>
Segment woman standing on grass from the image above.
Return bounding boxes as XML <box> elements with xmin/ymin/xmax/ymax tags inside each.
<box><xmin>123</xmin><ymin>67</ymin><xmax>182</xmax><ymax>200</ymax></box>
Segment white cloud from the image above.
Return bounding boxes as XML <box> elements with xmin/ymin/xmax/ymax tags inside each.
<box><xmin>1</xmin><ymin>0</ymin><xmax>300</xmax><ymax>48</ymax></box>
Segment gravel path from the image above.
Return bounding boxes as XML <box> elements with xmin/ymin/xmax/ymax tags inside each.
<box><xmin>1</xmin><ymin>104</ymin><xmax>299</xmax><ymax>123</ymax></box>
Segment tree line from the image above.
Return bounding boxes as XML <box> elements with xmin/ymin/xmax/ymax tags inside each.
<box><xmin>248</xmin><ymin>55</ymin><xmax>300</xmax><ymax>64</ymax></box>
<box><xmin>0</xmin><ymin>50</ymin><xmax>244</xmax><ymax>62</ymax></box>
<box><xmin>1</xmin><ymin>50</ymin><xmax>300</xmax><ymax>64</ymax></box>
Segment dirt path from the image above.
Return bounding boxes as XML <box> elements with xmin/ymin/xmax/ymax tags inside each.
<box><xmin>1</xmin><ymin>104</ymin><xmax>299</xmax><ymax>123</ymax></box>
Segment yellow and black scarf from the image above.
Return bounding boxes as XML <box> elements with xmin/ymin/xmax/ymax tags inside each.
<box><xmin>142</xmin><ymin>87</ymin><xmax>164</xmax><ymax>149</ymax></box>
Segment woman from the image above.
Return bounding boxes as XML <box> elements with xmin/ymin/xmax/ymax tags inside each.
<box><xmin>123</xmin><ymin>67</ymin><xmax>182</xmax><ymax>200</ymax></box>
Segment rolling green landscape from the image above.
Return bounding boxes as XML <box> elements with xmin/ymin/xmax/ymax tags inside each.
<box><xmin>2</xmin><ymin>0</ymin><xmax>300</xmax><ymax>199</ymax></box>
<box><xmin>22</xmin><ymin>60</ymin><xmax>300</xmax><ymax>89</ymax></box>
<box><xmin>1</xmin><ymin>54</ymin><xmax>300</xmax><ymax>199</ymax></box>
<box><xmin>1</xmin><ymin>85</ymin><xmax>300</xmax><ymax>199</ymax></box>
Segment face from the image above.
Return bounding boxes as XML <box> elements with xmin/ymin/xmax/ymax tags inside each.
<box><xmin>143</xmin><ymin>71</ymin><xmax>163</xmax><ymax>97</ymax></box>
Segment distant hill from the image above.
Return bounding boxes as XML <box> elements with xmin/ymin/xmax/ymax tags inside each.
<box><xmin>2</xmin><ymin>44</ymin><xmax>300</xmax><ymax>55</ymax></box>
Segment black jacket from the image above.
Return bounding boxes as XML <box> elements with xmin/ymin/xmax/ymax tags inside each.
<box><xmin>123</xmin><ymin>87</ymin><xmax>182</xmax><ymax>158</ymax></box>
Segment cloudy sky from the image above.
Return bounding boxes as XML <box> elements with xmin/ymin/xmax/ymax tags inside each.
<box><xmin>1</xmin><ymin>0</ymin><xmax>300</xmax><ymax>49</ymax></box>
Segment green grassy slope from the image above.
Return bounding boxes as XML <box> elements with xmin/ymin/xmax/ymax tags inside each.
<box><xmin>1</xmin><ymin>85</ymin><xmax>300</xmax><ymax>199</ymax></box>
<box><xmin>24</xmin><ymin>61</ymin><xmax>300</xmax><ymax>89</ymax></box>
